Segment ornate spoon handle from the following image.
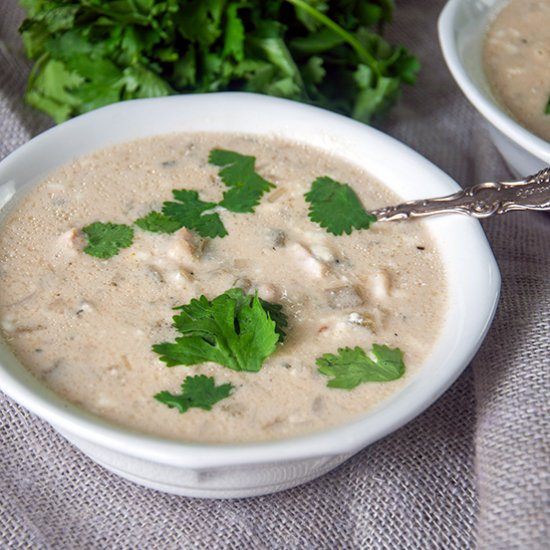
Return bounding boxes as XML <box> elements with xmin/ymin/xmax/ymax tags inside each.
<box><xmin>370</xmin><ymin>167</ymin><xmax>550</xmax><ymax>221</ymax></box>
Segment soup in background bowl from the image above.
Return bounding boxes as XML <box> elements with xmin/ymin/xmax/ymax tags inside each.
<box><xmin>439</xmin><ymin>0</ymin><xmax>550</xmax><ymax>177</ymax></box>
<box><xmin>483</xmin><ymin>0</ymin><xmax>550</xmax><ymax>143</ymax></box>
<box><xmin>0</xmin><ymin>93</ymin><xmax>500</xmax><ymax>498</ymax></box>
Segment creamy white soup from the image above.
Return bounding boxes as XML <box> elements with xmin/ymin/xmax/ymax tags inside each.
<box><xmin>0</xmin><ymin>134</ymin><xmax>446</xmax><ymax>443</ymax></box>
<box><xmin>484</xmin><ymin>0</ymin><xmax>550</xmax><ymax>142</ymax></box>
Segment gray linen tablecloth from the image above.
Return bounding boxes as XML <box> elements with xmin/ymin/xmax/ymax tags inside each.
<box><xmin>1</xmin><ymin>1</ymin><xmax>548</xmax><ymax>548</ymax></box>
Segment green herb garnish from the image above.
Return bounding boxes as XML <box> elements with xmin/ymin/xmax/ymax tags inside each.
<box><xmin>545</xmin><ymin>94</ymin><xmax>550</xmax><ymax>115</ymax></box>
<box><xmin>19</xmin><ymin>0</ymin><xmax>419</xmax><ymax>124</ymax></box>
<box><xmin>136</xmin><ymin>190</ymin><xmax>227</xmax><ymax>238</ymax></box>
<box><xmin>89</xmin><ymin>146</ymin><xmax>280</xmax><ymax>248</ymax></box>
<box><xmin>134</xmin><ymin>211</ymin><xmax>182</xmax><ymax>234</ymax></box>
<box><xmin>209</xmin><ymin>149</ymin><xmax>275</xmax><ymax>213</ymax></box>
<box><xmin>136</xmin><ymin>149</ymin><xmax>274</xmax><ymax>235</ymax></box>
<box><xmin>153</xmin><ymin>288</ymin><xmax>286</xmax><ymax>373</ymax></box>
<box><xmin>305</xmin><ymin>176</ymin><xmax>376</xmax><ymax>235</ymax></box>
<box><xmin>258</xmin><ymin>299</ymin><xmax>288</xmax><ymax>343</ymax></box>
<box><xmin>82</xmin><ymin>221</ymin><xmax>134</xmax><ymax>259</ymax></box>
<box><xmin>317</xmin><ymin>344</ymin><xmax>405</xmax><ymax>389</ymax></box>
<box><xmin>155</xmin><ymin>375</ymin><xmax>233</xmax><ymax>414</ymax></box>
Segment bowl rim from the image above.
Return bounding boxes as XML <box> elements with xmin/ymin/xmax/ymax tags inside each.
<box><xmin>438</xmin><ymin>0</ymin><xmax>550</xmax><ymax>164</ymax></box>
<box><xmin>0</xmin><ymin>92</ymin><xmax>501</xmax><ymax>469</ymax></box>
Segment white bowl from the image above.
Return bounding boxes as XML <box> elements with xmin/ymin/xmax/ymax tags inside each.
<box><xmin>438</xmin><ymin>0</ymin><xmax>550</xmax><ymax>177</ymax></box>
<box><xmin>0</xmin><ymin>93</ymin><xmax>500</xmax><ymax>498</ymax></box>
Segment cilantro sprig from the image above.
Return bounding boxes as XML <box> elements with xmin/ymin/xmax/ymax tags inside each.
<box><xmin>82</xmin><ymin>221</ymin><xmax>134</xmax><ymax>259</ymax></box>
<box><xmin>135</xmin><ymin>149</ymin><xmax>276</xmax><ymax>238</ymax></box>
<box><xmin>305</xmin><ymin>176</ymin><xmax>377</xmax><ymax>235</ymax></box>
<box><xmin>134</xmin><ymin>211</ymin><xmax>183</xmax><ymax>234</ymax></box>
<box><xmin>135</xmin><ymin>190</ymin><xmax>227</xmax><ymax>239</ymax></box>
<box><xmin>155</xmin><ymin>375</ymin><xmax>233</xmax><ymax>414</ymax></box>
<box><xmin>209</xmin><ymin>149</ymin><xmax>275</xmax><ymax>213</ymax></box>
<box><xmin>163</xmin><ymin>190</ymin><xmax>227</xmax><ymax>238</ymax></box>
<box><xmin>153</xmin><ymin>288</ymin><xmax>287</xmax><ymax>373</ymax></box>
<box><xmin>317</xmin><ymin>344</ymin><xmax>405</xmax><ymax>389</ymax></box>
<box><xmin>19</xmin><ymin>1</ymin><xmax>419</xmax><ymax>124</ymax></box>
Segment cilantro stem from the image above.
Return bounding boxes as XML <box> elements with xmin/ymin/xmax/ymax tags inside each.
<box><xmin>284</xmin><ymin>0</ymin><xmax>382</xmax><ymax>77</ymax></box>
<box><xmin>26</xmin><ymin>51</ymin><xmax>50</xmax><ymax>91</ymax></box>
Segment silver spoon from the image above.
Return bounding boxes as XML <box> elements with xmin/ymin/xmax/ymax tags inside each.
<box><xmin>370</xmin><ymin>167</ymin><xmax>550</xmax><ymax>221</ymax></box>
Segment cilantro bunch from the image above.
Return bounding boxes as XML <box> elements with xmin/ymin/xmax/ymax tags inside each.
<box><xmin>19</xmin><ymin>0</ymin><xmax>419</xmax><ymax>123</ymax></box>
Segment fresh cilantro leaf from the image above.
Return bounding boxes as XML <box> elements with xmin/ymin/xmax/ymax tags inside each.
<box><xmin>135</xmin><ymin>189</ymin><xmax>227</xmax><ymax>238</ymax></box>
<box><xmin>154</xmin><ymin>374</ymin><xmax>233</xmax><ymax>413</ymax></box>
<box><xmin>172</xmin><ymin>43</ymin><xmax>198</xmax><ymax>88</ymax></box>
<box><xmin>134</xmin><ymin>211</ymin><xmax>183</xmax><ymax>233</ymax></box>
<box><xmin>122</xmin><ymin>65</ymin><xmax>174</xmax><ymax>99</ymax></box>
<box><xmin>393</xmin><ymin>51</ymin><xmax>422</xmax><ymax>87</ymax></box>
<box><xmin>209</xmin><ymin>149</ymin><xmax>275</xmax><ymax>213</ymax></box>
<box><xmin>305</xmin><ymin>176</ymin><xmax>377</xmax><ymax>235</ymax></box>
<box><xmin>25</xmin><ymin>58</ymin><xmax>84</xmax><ymax>123</ymax></box>
<box><xmin>545</xmin><ymin>94</ymin><xmax>550</xmax><ymax>115</ymax></box>
<box><xmin>317</xmin><ymin>344</ymin><xmax>405</xmax><ymax>389</ymax></box>
<box><xmin>162</xmin><ymin>190</ymin><xmax>227</xmax><ymax>238</ymax></box>
<box><xmin>222</xmin><ymin>3</ymin><xmax>245</xmax><ymax>62</ymax></box>
<box><xmin>353</xmin><ymin>75</ymin><xmax>400</xmax><ymax>123</ymax></box>
<box><xmin>246</xmin><ymin>20</ymin><xmax>305</xmax><ymax>98</ymax></box>
<box><xmin>177</xmin><ymin>0</ymin><xmax>224</xmax><ymax>46</ymax></box>
<box><xmin>220</xmin><ymin>288</ymin><xmax>288</xmax><ymax>343</ymax></box>
<box><xmin>19</xmin><ymin>5</ymin><xmax>79</xmax><ymax>57</ymax></box>
<box><xmin>259</xmin><ymin>299</ymin><xmax>288</xmax><ymax>343</ymax></box>
<box><xmin>302</xmin><ymin>56</ymin><xmax>326</xmax><ymax>85</ymax></box>
<box><xmin>153</xmin><ymin>288</ymin><xmax>285</xmax><ymax>372</ymax></box>
<box><xmin>359</xmin><ymin>3</ymin><xmax>386</xmax><ymax>26</ymax></box>
<box><xmin>82</xmin><ymin>221</ymin><xmax>134</xmax><ymax>259</ymax></box>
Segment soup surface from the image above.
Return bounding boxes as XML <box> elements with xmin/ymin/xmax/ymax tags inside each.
<box><xmin>0</xmin><ymin>134</ymin><xmax>446</xmax><ymax>443</ymax></box>
<box><xmin>484</xmin><ymin>0</ymin><xmax>550</xmax><ymax>142</ymax></box>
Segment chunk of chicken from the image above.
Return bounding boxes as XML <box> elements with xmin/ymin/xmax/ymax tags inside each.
<box><xmin>258</xmin><ymin>283</ymin><xmax>280</xmax><ymax>302</ymax></box>
<box><xmin>166</xmin><ymin>228</ymin><xmax>205</xmax><ymax>261</ymax></box>
<box><xmin>325</xmin><ymin>285</ymin><xmax>364</xmax><ymax>309</ymax></box>
<box><xmin>348</xmin><ymin>311</ymin><xmax>376</xmax><ymax>332</ymax></box>
<box><xmin>288</xmin><ymin>242</ymin><xmax>328</xmax><ymax>279</ymax></box>
<box><xmin>51</xmin><ymin>228</ymin><xmax>85</xmax><ymax>263</ymax></box>
<box><xmin>370</xmin><ymin>270</ymin><xmax>392</xmax><ymax>301</ymax></box>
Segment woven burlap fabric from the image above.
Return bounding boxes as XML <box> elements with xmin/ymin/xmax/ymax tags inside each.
<box><xmin>1</xmin><ymin>1</ymin><xmax>548</xmax><ymax>548</ymax></box>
